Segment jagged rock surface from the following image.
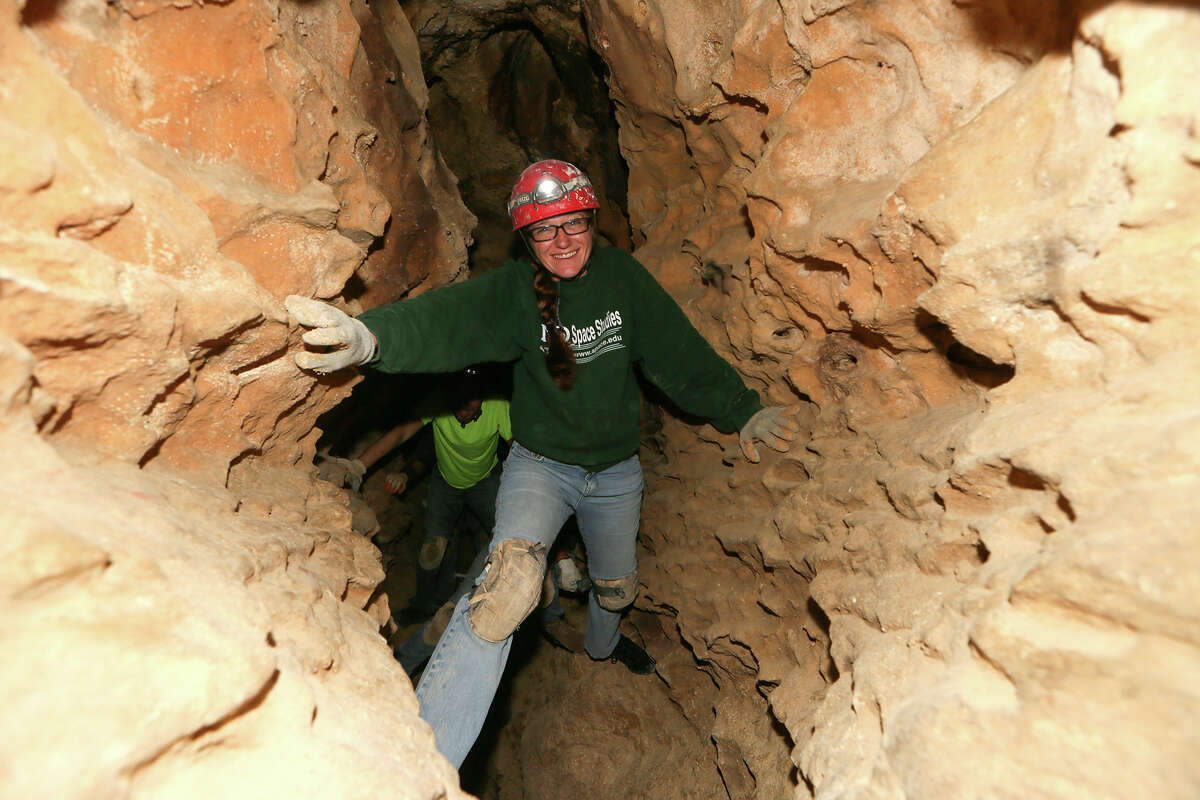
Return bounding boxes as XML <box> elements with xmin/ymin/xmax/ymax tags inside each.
<box><xmin>1</xmin><ymin>0</ymin><xmax>472</xmax><ymax>795</ymax></box>
<box><xmin>583</xmin><ymin>1</ymin><xmax>1200</xmax><ymax>798</ymax></box>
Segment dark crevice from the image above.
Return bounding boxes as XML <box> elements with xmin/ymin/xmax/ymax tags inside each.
<box><xmin>1008</xmin><ymin>466</ymin><xmax>1047</xmax><ymax>492</ymax></box>
<box><xmin>795</xmin><ymin>254</ymin><xmax>849</xmax><ymax>276</ymax></box>
<box><xmin>142</xmin><ymin>371</ymin><xmax>190</xmax><ymax>414</ymax></box>
<box><xmin>137</xmin><ymin>437</ymin><xmax>165</xmax><ymax>469</ymax></box>
<box><xmin>230</xmin><ymin>346</ymin><xmax>291</xmax><ymax>377</ymax></box>
<box><xmin>196</xmin><ymin>319</ymin><xmax>261</xmax><ymax>359</ymax></box>
<box><xmin>1080</xmin><ymin>291</ymin><xmax>1151</xmax><ymax>323</ymax></box>
<box><xmin>19</xmin><ymin>0</ymin><xmax>58</xmax><ymax>26</ymax></box>
<box><xmin>916</xmin><ymin>309</ymin><xmax>1015</xmax><ymax>389</ymax></box>
<box><xmin>224</xmin><ymin>447</ymin><xmax>264</xmax><ymax>489</ymax></box>
<box><xmin>805</xmin><ymin>596</ymin><xmax>838</xmax><ymax>683</ymax></box>
<box><xmin>714</xmin><ymin>87</ymin><xmax>769</xmax><ymax>114</ymax></box>
<box><xmin>1056</xmin><ymin>492</ymin><xmax>1077</xmax><ymax>522</ymax></box>
<box><xmin>850</xmin><ymin>322</ymin><xmax>900</xmax><ymax>355</ymax></box>
<box><xmin>975</xmin><ymin>539</ymin><xmax>990</xmax><ymax>564</ymax></box>
<box><xmin>123</xmin><ymin>670</ymin><xmax>281</xmax><ymax>780</ymax></box>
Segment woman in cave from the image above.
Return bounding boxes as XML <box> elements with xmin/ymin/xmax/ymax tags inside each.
<box><xmin>286</xmin><ymin>158</ymin><xmax>797</xmax><ymax>768</ymax></box>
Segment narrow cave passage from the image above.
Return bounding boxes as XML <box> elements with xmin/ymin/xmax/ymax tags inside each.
<box><xmin>410</xmin><ymin>5</ymin><xmax>633</xmax><ymax>267</ymax></box>
<box><xmin>2</xmin><ymin>0</ymin><xmax>1197</xmax><ymax>798</ymax></box>
<box><xmin>315</xmin><ymin>5</ymin><xmax>792</xmax><ymax>796</ymax></box>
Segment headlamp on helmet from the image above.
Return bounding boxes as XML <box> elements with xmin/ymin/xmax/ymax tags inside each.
<box><xmin>508</xmin><ymin>174</ymin><xmax>592</xmax><ymax>215</ymax></box>
<box><xmin>507</xmin><ymin>159</ymin><xmax>600</xmax><ymax>230</ymax></box>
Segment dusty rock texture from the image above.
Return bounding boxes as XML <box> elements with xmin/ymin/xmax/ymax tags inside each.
<box><xmin>577</xmin><ymin>1</ymin><xmax>1200</xmax><ymax>798</ymax></box>
<box><xmin>1</xmin><ymin>0</ymin><xmax>473</xmax><ymax>795</ymax></box>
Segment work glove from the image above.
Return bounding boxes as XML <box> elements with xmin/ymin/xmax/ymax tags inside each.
<box><xmin>317</xmin><ymin>456</ymin><xmax>366</xmax><ymax>491</ymax></box>
<box><xmin>551</xmin><ymin>556</ymin><xmax>591</xmax><ymax>593</ymax></box>
<box><xmin>384</xmin><ymin>472</ymin><xmax>408</xmax><ymax>495</ymax></box>
<box><xmin>285</xmin><ymin>295</ymin><xmax>377</xmax><ymax>374</ymax></box>
<box><xmin>738</xmin><ymin>405</ymin><xmax>799</xmax><ymax>463</ymax></box>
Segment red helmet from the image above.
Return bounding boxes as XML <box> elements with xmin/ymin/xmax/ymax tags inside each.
<box><xmin>507</xmin><ymin>159</ymin><xmax>599</xmax><ymax>230</ymax></box>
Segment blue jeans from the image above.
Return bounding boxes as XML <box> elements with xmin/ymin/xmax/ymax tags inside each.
<box><xmin>413</xmin><ymin>465</ymin><xmax>500</xmax><ymax>610</ymax></box>
<box><xmin>394</xmin><ymin>545</ymin><xmax>489</xmax><ymax>675</ymax></box>
<box><xmin>415</xmin><ymin>442</ymin><xmax>644</xmax><ymax>768</ymax></box>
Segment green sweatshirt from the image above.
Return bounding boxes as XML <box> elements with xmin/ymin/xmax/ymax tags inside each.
<box><xmin>357</xmin><ymin>247</ymin><xmax>761</xmax><ymax>471</ymax></box>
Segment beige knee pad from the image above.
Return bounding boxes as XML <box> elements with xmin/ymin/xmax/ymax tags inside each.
<box><xmin>418</xmin><ymin>537</ymin><xmax>448</xmax><ymax>570</ymax></box>
<box><xmin>593</xmin><ymin>571</ymin><xmax>638</xmax><ymax>611</ymax></box>
<box><xmin>467</xmin><ymin>539</ymin><xmax>547</xmax><ymax>642</ymax></box>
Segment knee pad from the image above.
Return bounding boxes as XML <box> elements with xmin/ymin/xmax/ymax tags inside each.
<box><xmin>593</xmin><ymin>571</ymin><xmax>638</xmax><ymax>611</ymax></box>
<box><xmin>467</xmin><ymin>539</ymin><xmax>547</xmax><ymax>642</ymax></box>
<box><xmin>418</xmin><ymin>537</ymin><xmax>448</xmax><ymax>570</ymax></box>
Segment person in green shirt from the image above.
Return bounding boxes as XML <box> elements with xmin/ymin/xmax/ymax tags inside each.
<box><xmin>356</xmin><ymin>369</ymin><xmax>511</xmax><ymax>619</ymax></box>
<box><xmin>286</xmin><ymin>159</ymin><xmax>797</xmax><ymax>769</ymax></box>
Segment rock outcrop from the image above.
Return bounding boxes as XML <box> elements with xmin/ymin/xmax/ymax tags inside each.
<box><xmin>585</xmin><ymin>1</ymin><xmax>1200</xmax><ymax>798</ymax></box>
<box><xmin>2</xmin><ymin>0</ymin><xmax>471</xmax><ymax>795</ymax></box>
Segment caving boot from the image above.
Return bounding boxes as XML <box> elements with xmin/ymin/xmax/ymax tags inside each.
<box><xmin>608</xmin><ymin>634</ymin><xmax>656</xmax><ymax>675</ymax></box>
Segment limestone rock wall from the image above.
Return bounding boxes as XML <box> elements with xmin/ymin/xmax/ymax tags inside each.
<box><xmin>1</xmin><ymin>0</ymin><xmax>473</xmax><ymax>795</ymax></box>
<box><xmin>576</xmin><ymin>0</ymin><xmax>1200</xmax><ymax>797</ymax></box>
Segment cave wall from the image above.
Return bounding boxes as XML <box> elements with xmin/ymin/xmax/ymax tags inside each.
<box><xmin>575</xmin><ymin>0</ymin><xmax>1200</xmax><ymax>798</ymax></box>
<box><xmin>377</xmin><ymin>1</ymin><xmax>1200</xmax><ymax>798</ymax></box>
<box><xmin>0</xmin><ymin>0</ymin><xmax>472</xmax><ymax>795</ymax></box>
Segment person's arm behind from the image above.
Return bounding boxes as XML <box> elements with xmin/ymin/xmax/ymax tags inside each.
<box><xmin>359</xmin><ymin>420</ymin><xmax>424</xmax><ymax>471</ymax></box>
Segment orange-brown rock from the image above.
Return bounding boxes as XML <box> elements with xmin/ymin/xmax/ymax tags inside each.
<box><xmin>2</xmin><ymin>0</ymin><xmax>472</xmax><ymax>794</ymax></box>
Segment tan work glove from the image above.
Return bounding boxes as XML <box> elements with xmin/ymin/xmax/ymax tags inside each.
<box><xmin>551</xmin><ymin>555</ymin><xmax>591</xmax><ymax>593</ymax></box>
<box><xmin>286</xmin><ymin>295</ymin><xmax>377</xmax><ymax>374</ymax></box>
<box><xmin>738</xmin><ymin>405</ymin><xmax>800</xmax><ymax>463</ymax></box>
<box><xmin>317</xmin><ymin>456</ymin><xmax>366</xmax><ymax>491</ymax></box>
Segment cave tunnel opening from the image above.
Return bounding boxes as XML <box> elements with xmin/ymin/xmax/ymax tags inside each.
<box><xmin>312</xmin><ymin>0</ymin><xmax>1070</xmax><ymax>796</ymax></box>
<box><xmin>315</xmin><ymin>3</ymin><xmax>682</xmax><ymax>796</ymax></box>
<box><xmin>416</xmin><ymin>9</ymin><xmax>632</xmax><ymax>274</ymax></box>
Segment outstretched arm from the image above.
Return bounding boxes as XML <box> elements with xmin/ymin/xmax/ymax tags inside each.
<box><xmin>738</xmin><ymin>405</ymin><xmax>801</xmax><ymax>463</ymax></box>
<box><xmin>286</xmin><ymin>296</ymin><xmax>378</xmax><ymax>374</ymax></box>
<box><xmin>287</xmin><ymin>263</ymin><xmax>525</xmax><ymax>377</ymax></box>
<box><xmin>358</xmin><ymin>420</ymin><xmax>425</xmax><ymax>471</ymax></box>
<box><xmin>626</xmin><ymin>258</ymin><xmax>799</xmax><ymax>462</ymax></box>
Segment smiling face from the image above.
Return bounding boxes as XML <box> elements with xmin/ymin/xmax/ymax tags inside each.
<box><xmin>526</xmin><ymin>211</ymin><xmax>595</xmax><ymax>280</ymax></box>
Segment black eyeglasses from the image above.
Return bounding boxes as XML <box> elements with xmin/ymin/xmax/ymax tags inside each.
<box><xmin>526</xmin><ymin>215</ymin><xmax>593</xmax><ymax>242</ymax></box>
